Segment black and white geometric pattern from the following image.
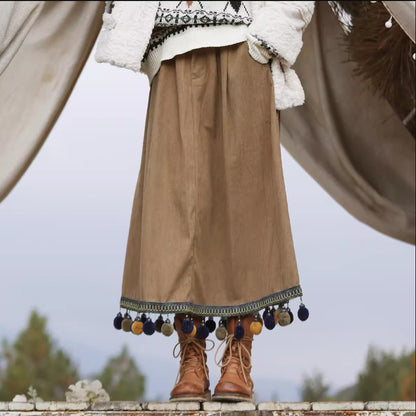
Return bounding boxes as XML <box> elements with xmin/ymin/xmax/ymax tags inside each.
<box><xmin>143</xmin><ymin>1</ymin><xmax>252</xmax><ymax>62</ymax></box>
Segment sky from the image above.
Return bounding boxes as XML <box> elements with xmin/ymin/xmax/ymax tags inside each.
<box><xmin>0</xmin><ymin>49</ymin><xmax>414</xmax><ymax>402</ymax></box>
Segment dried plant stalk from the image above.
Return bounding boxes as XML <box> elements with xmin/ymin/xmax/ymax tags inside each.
<box><xmin>333</xmin><ymin>1</ymin><xmax>415</xmax><ymax>136</ymax></box>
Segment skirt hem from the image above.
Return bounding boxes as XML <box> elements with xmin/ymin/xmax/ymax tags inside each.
<box><xmin>120</xmin><ymin>285</ymin><xmax>303</xmax><ymax>317</ymax></box>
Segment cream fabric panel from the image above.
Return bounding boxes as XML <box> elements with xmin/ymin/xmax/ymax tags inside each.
<box><xmin>0</xmin><ymin>1</ymin><xmax>414</xmax><ymax>245</ymax></box>
<box><xmin>0</xmin><ymin>1</ymin><xmax>103</xmax><ymax>201</ymax></box>
<box><xmin>280</xmin><ymin>1</ymin><xmax>415</xmax><ymax>244</ymax></box>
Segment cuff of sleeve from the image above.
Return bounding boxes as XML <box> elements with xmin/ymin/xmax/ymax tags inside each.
<box><xmin>245</xmin><ymin>33</ymin><xmax>273</xmax><ymax>64</ymax></box>
<box><xmin>247</xmin><ymin>8</ymin><xmax>303</xmax><ymax>66</ymax></box>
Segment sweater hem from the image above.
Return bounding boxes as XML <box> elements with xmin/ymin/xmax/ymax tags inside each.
<box><xmin>141</xmin><ymin>24</ymin><xmax>250</xmax><ymax>84</ymax></box>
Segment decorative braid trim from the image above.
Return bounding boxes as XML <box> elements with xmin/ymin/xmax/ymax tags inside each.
<box><xmin>120</xmin><ymin>285</ymin><xmax>302</xmax><ymax>317</ymax></box>
<box><xmin>251</xmin><ymin>33</ymin><xmax>281</xmax><ymax>58</ymax></box>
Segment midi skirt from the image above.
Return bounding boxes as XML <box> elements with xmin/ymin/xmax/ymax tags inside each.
<box><xmin>120</xmin><ymin>40</ymin><xmax>303</xmax><ymax>320</ymax></box>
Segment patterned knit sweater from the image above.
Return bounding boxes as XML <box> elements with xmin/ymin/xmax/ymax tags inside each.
<box><xmin>141</xmin><ymin>1</ymin><xmax>271</xmax><ymax>83</ymax></box>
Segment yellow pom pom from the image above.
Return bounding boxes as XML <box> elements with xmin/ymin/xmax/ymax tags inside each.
<box><xmin>187</xmin><ymin>325</ymin><xmax>197</xmax><ymax>337</ymax></box>
<box><xmin>250</xmin><ymin>320</ymin><xmax>262</xmax><ymax>335</ymax></box>
<box><xmin>131</xmin><ymin>321</ymin><xmax>143</xmax><ymax>335</ymax></box>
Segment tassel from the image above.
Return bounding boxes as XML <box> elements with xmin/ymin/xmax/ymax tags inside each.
<box><xmin>131</xmin><ymin>316</ymin><xmax>144</xmax><ymax>335</ymax></box>
<box><xmin>215</xmin><ymin>318</ymin><xmax>227</xmax><ymax>340</ymax></box>
<box><xmin>298</xmin><ymin>303</ymin><xmax>310</xmax><ymax>321</ymax></box>
<box><xmin>384</xmin><ymin>15</ymin><xmax>393</xmax><ymax>28</ymax></box>
<box><xmin>121</xmin><ymin>313</ymin><xmax>132</xmax><ymax>332</ymax></box>
<box><xmin>155</xmin><ymin>315</ymin><xmax>164</xmax><ymax>333</ymax></box>
<box><xmin>181</xmin><ymin>315</ymin><xmax>194</xmax><ymax>334</ymax></box>
<box><xmin>161</xmin><ymin>318</ymin><xmax>174</xmax><ymax>336</ymax></box>
<box><xmin>113</xmin><ymin>312</ymin><xmax>123</xmax><ymax>330</ymax></box>
<box><xmin>234</xmin><ymin>319</ymin><xmax>245</xmax><ymax>340</ymax></box>
<box><xmin>206</xmin><ymin>316</ymin><xmax>216</xmax><ymax>333</ymax></box>
<box><xmin>143</xmin><ymin>317</ymin><xmax>156</xmax><ymax>335</ymax></box>
<box><xmin>264</xmin><ymin>309</ymin><xmax>276</xmax><ymax>330</ymax></box>
<box><xmin>196</xmin><ymin>320</ymin><xmax>210</xmax><ymax>339</ymax></box>
<box><xmin>288</xmin><ymin>307</ymin><xmax>294</xmax><ymax>324</ymax></box>
<box><xmin>250</xmin><ymin>313</ymin><xmax>263</xmax><ymax>335</ymax></box>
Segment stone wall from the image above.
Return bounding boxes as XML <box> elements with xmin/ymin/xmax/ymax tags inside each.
<box><xmin>0</xmin><ymin>401</ymin><xmax>415</xmax><ymax>415</ymax></box>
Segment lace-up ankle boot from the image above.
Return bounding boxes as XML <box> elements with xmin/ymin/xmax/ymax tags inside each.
<box><xmin>169</xmin><ymin>314</ymin><xmax>213</xmax><ymax>401</ymax></box>
<box><xmin>212</xmin><ymin>315</ymin><xmax>255</xmax><ymax>402</ymax></box>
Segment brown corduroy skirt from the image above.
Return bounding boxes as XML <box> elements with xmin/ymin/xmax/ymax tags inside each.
<box><xmin>121</xmin><ymin>40</ymin><xmax>302</xmax><ymax>318</ymax></box>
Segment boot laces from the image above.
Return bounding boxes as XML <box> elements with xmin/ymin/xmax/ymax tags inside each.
<box><xmin>173</xmin><ymin>337</ymin><xmax>214</xmax><ymax>385</ymax></box>
<box><xmin>214</xmin><ymin>334</ymin><xmax>252</xmax><ymax>385</ymax></box>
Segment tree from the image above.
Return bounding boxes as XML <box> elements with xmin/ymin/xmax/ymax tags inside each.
<box><xmin>300</xmin><ymin>370</ymin><xmax>330</xmax><ymax>401</ymax></box>
<box><xmin>353</xmin><ymin>345</ymin><xmax>415</xmax><ymax>401</ymax></box>
<box><xmin>95</xmin><ymin>345</ymin><xmax>145</xmax><ymax>401</ymax></box>
<box><xmin>0</xmin><ymin>310</ymin><xmax>79</xmax><ymax>401</ymax></box>
<box><xmin>354</xmin><ymin>346</ymin><xmax>415</xmax><ymax>401</ymax></box>
<box><xmin>400</xmin><ymin>351</ymin><xmax>415</xmax><ymax>401</ymax></box>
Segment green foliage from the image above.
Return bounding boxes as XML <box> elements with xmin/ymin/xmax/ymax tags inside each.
<box><xmin>300</xmin><ymin>370</ymin><xmax>330</xmax><ymax>401</ymax></box>
<box><xmin>300</xmin><ymin>345</ymin><xmax>415</xmax><ymax>402</ymax></box>
<box><xmin>95</xmin><ymin>345</ymin><xmax>145</xmax><ymax>401</ymax></box>
<box><xmin>400</xmin><ymin>351</ymin><xmax>415</xmax><ymax>400</ymax></box>
<box><xmin>353</xmin><ymin>345</ymin><xmax>415</xmax><ymax>401</ymax></box>
<box><xmin>0</xmin><ymin>310</ymin><xmax>79</xmax><ymax>401</ymax></box>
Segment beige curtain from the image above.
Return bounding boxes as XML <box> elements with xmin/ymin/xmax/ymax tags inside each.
<box><xmin>0</xmin><ymin>1</ymin><xmax>414</xmax><ymax>245</ymax></box>
<box><xmin>0</xmin><ymin>1</ymin><xmax>104</xmax><ymax>201</ymax></box>
<box><xmin>281</xmin><ymin>2</ymin><xmax>415</xmax><ymax>244</ymax></box>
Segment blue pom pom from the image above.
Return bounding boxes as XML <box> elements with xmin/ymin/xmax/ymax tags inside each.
<box><xmin>196</xmin><ymin>324</ymin><xmax>210</xmax><ymax>339</ymax></box>
<box><xmin>206</xmin><ymin>317</ymin><xmax>216</xmax><ymax>333</ymax></box>
<box><xmin>264</xmin><ymin>313</ymin><xmax>275</xmax><ymax>330</ymax></box>
<box><xmin>234</xmin><ymin>321</ymin><xmax>245</xmax><ymax>340</ymax></box>
<box><xmin>143</xmin><ymin>318</ymin><xmax>156</xmax><ymax>335</ymax></box>
<box><xmin>113</xmin><ymin>312</ymin><xmax>123</xmax><ymax>330</ymax></box>
<box><xmin>288</xmin><ymin>309</ymin><xmax>294</xmax><ymax>323</ymax></box>
<box><xmin>262</xmin><ymin>307</ymin><xmax>270</xmax><ymax>321</ymax></box>
<box><xmin>298</xmin><ymin>304</ymin><xmax>309</xmax><ymax>321</ymax></box>
<box><xmin>181</xmin><ymin>318</ymin><xmax>194</xmax><ymax>334</ymax></box>
<box><xmin>140</xmin><ymin>313</ymin><xmax>147</xmax><ymax>323</ymax></box>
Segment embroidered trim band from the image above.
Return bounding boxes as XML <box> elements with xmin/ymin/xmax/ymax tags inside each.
<box><xmin>120</xmin><ymin>285</ymin><xmax>302</xmax><ymax>317</ymax></box>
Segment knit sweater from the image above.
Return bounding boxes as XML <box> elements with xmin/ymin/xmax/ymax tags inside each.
<box><xmin>140</xmin><ymin>1</ymin><xmax>272</xmax><ymax>83</ymax></box>
<box><xmin>95</xmin><ymin>1</ymin><xmax>316</xmax><ymax>110</ymax></box>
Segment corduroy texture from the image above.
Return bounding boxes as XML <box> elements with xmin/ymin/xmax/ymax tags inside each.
<box><xmin>121</xmin><ymin>41</ymin><xmax>301</xmax><ymax>316</ymax></box>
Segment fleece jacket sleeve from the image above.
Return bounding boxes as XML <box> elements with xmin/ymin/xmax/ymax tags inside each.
<box><xmin>246</xmin><ymin>1</ymin><xmax>315</xmax><ymax>66</ymax></box>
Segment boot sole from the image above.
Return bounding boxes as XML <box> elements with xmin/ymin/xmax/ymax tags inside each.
<box><xmin>212</xmin><ymin>392</ymin><xmax>254</xmax><ymax>402</ymax></box>
<box><xmin>170</xmin><ymin>390</ymin><xmax>211</xmax><ymax>402</ymax></box>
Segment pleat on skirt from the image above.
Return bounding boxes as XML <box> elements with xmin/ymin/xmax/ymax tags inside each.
<box><xmin>121</xmin><ymin>40</ymin><xmax>302</xmax><ymax>318</ymax></box>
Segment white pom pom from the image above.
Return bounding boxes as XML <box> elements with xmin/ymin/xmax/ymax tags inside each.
<box><xmin>385</xmin><ymin>17</ymin><xmax>393</xmax><ymax>28</ymax></box>
<box><xmin>413</xmin><ymin>53</ymin><xmax>416</xmax><ymax>61</ymax></box>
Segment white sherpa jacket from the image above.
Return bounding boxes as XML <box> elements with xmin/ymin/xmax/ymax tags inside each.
<box><xmin>95</xmin><ymin>1</ymin><xmax>315</xmax><ymax>110</ymax></box>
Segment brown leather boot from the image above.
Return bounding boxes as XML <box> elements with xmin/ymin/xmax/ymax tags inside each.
<box><xmin>169</xmin><ymin>314</ymin><xmax>214</xmax><ymax>402</ymax></box>
<box><xmin>212</xmin><ymin>315</ymin><xmax>255</xmax><ymax>402</ymax></box>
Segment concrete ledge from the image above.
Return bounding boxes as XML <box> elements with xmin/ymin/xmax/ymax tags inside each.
<box><xmin>0</xmin><ymin>400</ymin><xmax>414</xmax><ymax>414</ymax></box>
<box><xmin>312</xmin><ymin>401</ymin><xmax>365</xmax><ymax>411</ymax></box>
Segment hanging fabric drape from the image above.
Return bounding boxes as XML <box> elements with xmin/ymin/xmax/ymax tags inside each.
<box><xmin>0</xmin><ymin>1</ymin><xmax>414</xmax><ymax>244</ymax></box>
